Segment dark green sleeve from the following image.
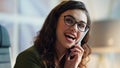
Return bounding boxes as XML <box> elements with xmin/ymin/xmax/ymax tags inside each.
<box><xmin>14</xmin><ymin>49</ymin><xmax>46</xmax><ymax>68</ymax></box>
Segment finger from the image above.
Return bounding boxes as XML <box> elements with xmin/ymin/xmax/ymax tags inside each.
<box><xmin>71</xmin><ymin>49</ymin><xmax>82</xmax><ymax>55</ymax></box>
<box><xmin>72</xmin><ymin>45</ymin><xmax>84</xmax><ymax>52</ymax></box>
<box><xmin>69</xmin><ymin>52</ymin><xmax>83</xmax><ymax>61</ymax></box>
<box><xmin>66</xmin><ymin>52</ymin><xmax>71</xmax><ymax>61</ymax></box>
<box><xmin>70</xmin><ymin>47</ymin><xmax>84</xmax><ymax>54</ymax></box>
<box><xmin>70</xmin><ymin>51</ymin><xmax>83</xmax><ymax>57</ymax></box>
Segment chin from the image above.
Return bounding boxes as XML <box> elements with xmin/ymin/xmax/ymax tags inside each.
<box><xmin>65</xmin><ymin>44</ymin><xmax>74</xmax><ymax>49</ymax></box>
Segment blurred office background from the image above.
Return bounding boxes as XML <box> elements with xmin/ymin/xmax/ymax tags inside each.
<box><xmin>0</xmin><ymin>0</ymin><xmax>120</xmax><ymax>68</ymax></box>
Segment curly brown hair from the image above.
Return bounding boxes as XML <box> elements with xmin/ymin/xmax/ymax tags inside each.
<box><xmin>34</xmin><ymin>1</ymin><xmax>91</xmax><ymax>68</ymax></box>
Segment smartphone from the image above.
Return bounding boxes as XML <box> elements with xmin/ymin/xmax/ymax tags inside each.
<box><xmin>78</xmin><ymin>28</ymin><xmax>89</xmax><ymax>45</ymax></box>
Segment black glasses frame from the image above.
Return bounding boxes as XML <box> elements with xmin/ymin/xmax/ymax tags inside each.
<box><xmin>64</xmin><ymin>15</ymin><xmax>89</xmax><ymax>32</ymax></box>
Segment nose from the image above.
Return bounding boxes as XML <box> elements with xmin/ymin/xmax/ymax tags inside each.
<box><xmin>70</xmin><ymin>23</ymin><xmax>78</xmax><ymax>32</ymax></box>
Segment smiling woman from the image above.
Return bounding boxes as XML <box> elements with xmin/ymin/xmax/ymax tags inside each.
<box><xmin>14</xmin><ymin>1</ymin><xmax>91</xmax><ymax>68</ymax></box>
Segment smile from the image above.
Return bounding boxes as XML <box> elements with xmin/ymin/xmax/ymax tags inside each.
<box><xmin>64</xmin><ymin>33</ymin><xmax>76</xmax><ymax>41</ymax></box>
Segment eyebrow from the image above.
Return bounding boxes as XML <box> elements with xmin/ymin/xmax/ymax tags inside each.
<box><xmin>65</xmin><ymin>14</ymin><xmax>87</xmax><ymax>24</ymax></box>
<box><xmin>64</xmin><ymin>15</ymin><xmax>76</xmax><ymax>20</ymax></box>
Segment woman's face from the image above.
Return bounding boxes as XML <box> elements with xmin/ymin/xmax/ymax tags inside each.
<box><xmin>56</xmin><ymin>9</ymin><xmax>87</xmax><ymax>49</ymax></box>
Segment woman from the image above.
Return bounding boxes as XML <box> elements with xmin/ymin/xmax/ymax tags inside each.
<box><xmin>14</xmin><ymin>1</ymin><xmax>91</xmax><ymax>68</ymax></box>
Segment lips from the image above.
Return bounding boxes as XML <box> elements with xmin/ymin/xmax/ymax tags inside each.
<box><xmin>64</xmin><ymin>33</ymin><xmax>76</xmax><ymax>42</ymax></box>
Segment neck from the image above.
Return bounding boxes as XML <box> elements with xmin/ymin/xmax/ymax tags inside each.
<box><xmin>55</xmin><ymin>42</ymin><xmax>67</xmax><ymax>68</ymax></box>
<box><xmin>55</xmin><ymin>42</ymin><xmax>67</xmax><ymax>62</ymax></box>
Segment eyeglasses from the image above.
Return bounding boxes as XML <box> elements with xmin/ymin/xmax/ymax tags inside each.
<box><xmin>64</xmin><ymin>15</ymin><xmax>89</xmax><ymax>32</ymax></box>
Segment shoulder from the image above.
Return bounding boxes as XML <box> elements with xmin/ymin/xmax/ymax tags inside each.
<box><xmin>14</xmin><ymin>46</ymin><xmax>46</xmax><ymax>68</ymax></box>
<box><xmin>18</xmin><ymin>46</ymin><xmax>39</xmax><ymax>59</ymax></box>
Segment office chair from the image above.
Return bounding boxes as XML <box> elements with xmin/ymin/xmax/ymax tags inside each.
<box><xmin>0</xmin><ymin>25</ymin><xmax>11</xmax><ymax>68</ymax></box>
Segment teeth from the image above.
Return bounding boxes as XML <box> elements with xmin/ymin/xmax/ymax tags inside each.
<box><xmin>65</xmin><ymin>34</ymin><xmax>75</xmax><ymax>40</ymax></box>
<box><xmin>68</xmin><ymin>34</ymin><xmax>74</xmax><ymax>38</ymax></box>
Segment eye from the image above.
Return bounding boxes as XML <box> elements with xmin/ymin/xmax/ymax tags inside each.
<box><xmin>77</xmin><ymin>23</ymin><xmax>86</xmax><ymax>28</ymax></box>
<box><xmin>65</xmin><ymin>17</ymin><xmax>74</xmax><ymax>25</ymax></box>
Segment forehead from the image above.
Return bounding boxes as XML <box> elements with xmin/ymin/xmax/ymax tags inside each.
<box><xmin>60</xmin><ymin>9</ymin><xmax>87</xmax><ymax>23</ymax></box>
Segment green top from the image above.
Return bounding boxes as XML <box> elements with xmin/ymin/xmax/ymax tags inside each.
<box><xmin>14</xmin><ymin>46</ymin><xmax>47</xmax><ymax>68</ymax></box>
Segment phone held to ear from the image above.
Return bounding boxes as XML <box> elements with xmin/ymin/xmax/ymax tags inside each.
<box><xmin>67</xmin><ymin>29</ymin><xmax>89</xmax><ymax>59</ymax></box>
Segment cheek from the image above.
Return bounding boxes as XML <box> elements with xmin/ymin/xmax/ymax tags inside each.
<box><xmin>56</xmin><ymin>21</ymin><xmax>67</xmax><ymax>37</ymax></box>
<box><xmin>63</xmin><ymin>25</ymin><xmax>69</xmax><ymax>31</ymax></box>
<box><xmin>59</xmin><ymin>23</ymin><xmax>69</xmax><ymax>33</ymax></box>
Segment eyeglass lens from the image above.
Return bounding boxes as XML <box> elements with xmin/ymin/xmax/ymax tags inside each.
<box><xmin>64</xmin><ymin>15</ymin><xmax>88</xmax><ymax>32</ymax></box>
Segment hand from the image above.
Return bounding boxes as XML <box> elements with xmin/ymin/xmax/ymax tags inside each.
<box><xmin>64</xmin><ymin>45</ymin><xmax>84</xmax><ymax>68</ymax></box>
